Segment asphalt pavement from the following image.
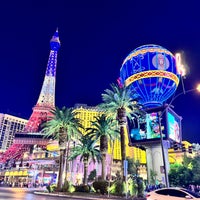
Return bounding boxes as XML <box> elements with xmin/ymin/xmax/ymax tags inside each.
<box><xmin>0</xmin><ymin>186</ymin><xmax>136</xmax><ymax>200</ymax></box>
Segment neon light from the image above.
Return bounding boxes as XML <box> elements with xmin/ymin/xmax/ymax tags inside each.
<box><xmin>125</xmin><ymin>70</ymin><xmax>179</xmax><ymax>87</ymax></box>
<box><xmin>120</xmin><ymin>44</ymin><xmax>180</xmax><ymax>108</ymax></box>
<box><xmin>175</xmin><ymin>53</ymin><xmax>186</xmax><ymax>76</ymax></box>
<box><xmin>122</xmin><ymin>46</ymin><xmax>174</xmax><ymax>65</ymax></box>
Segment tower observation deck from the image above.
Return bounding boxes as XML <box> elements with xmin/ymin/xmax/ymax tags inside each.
<box><xmin>0</xmin><ymin>29</ymin><xmax>60</xmax><ymax>164</ymax></box>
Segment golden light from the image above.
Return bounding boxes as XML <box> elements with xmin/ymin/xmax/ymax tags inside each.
<box><xmin>22</xmin><ymin>170</ymin><xmax>28</xmax><ymax>176</ymax></box>
<box><xmin>5</xmin><ymin>171</ymin><xmax>9</xmax><ymax>176</ymax></box>
<box><xmin>13</xmin><ymin>171</ymin><xmax>19</xmax><ymax>176</ymax></box>
<box><xmin>47</xmin><ymin>140</ymin><xmax>59</xmax><ymax>151</ymax></box>
<box><xmin>23</xmin><ymin>152</ymin><xmax>29</xmax><ymax>159</ymax></box>
<box><xmin>197</xmin><ymin>84</ymin><xmax>200</xmax><ymax>92</ymax></box>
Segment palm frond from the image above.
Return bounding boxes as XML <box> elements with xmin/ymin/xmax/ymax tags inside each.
<box><xmin>99</xmin><ymin>83</ymin><xmax>145</xmax><ymax>121</ymax></box>
<box><xmin>42</xmin><ymin>106</ymin><xmax>83</xmax><ymax>145</ymax></box>
<box><xmin>68</xmin><ymin>135</ymin><xmax>101</xmax><ymax>163</ymax></box>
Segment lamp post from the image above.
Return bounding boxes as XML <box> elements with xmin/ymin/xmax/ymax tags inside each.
<box><xmin>158</xmin><ymin>111</ymin><xmax>169</xmax><ymax>188</ymax></box>
<box><xmin>159</xmin><ymin>83</ymin><xmax>200</xmax><ymax>188</ymax></box>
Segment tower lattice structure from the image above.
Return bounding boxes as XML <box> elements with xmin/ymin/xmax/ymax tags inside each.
<box><xmin>0</xmin><ymin>29</ymin><xmax>60</xmax><ymax>164</ymax></box>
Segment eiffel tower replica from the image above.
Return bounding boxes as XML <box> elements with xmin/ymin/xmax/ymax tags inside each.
<box><xmin>0</xmin><ymin>29</ymin><xmax>61</xmax><ymax>164</ymax></box>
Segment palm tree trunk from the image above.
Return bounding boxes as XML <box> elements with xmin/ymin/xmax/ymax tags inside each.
<box><xmin>108</xmin><ymin>141</ymin><xmax>115</xmax><ymax>197</ymax></box>
<box><xmin>62</xmin><ymin>148</ymin><xmax>67</xmax><ymax>182</ymax></box>
<box><xmin>100</xmin><ymin>135</ymin><xmax>108</xmax><ymax>181</ymax></box>
<box><xmin>117</xmin><ymin>107</ymin><xmax>127</xmax><ymax>182</ymax></box>
<box><xmin>64</xmin><ymin>141</ymin><xmax>70</xmax><ymax>182</ymax></box>
<box><xmin>101</xmin><ymin>152</ymin><xmax>106</xmax><ymax>180</ymax></box>
<box><xmin>58</xmin><ymin>131</ymin><xmax>67</xmax><ymax>188</ymax></box>
<box><xmin>120</xmin><ymin>125</ymin><xmax>126</xmax><ymax>181</ymax></box>
<box><xmin>83</xmin><ymin>158</ymin><xmax>89</xmax><ymax>185</ymax></box>
<box><xmin>57</xmin><ymin>149</ymin><xmax>64</xmax><ymax>190</ymax></box>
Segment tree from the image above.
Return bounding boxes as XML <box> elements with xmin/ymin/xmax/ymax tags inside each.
<box><xmin>169</xmin><ymin>164</ymin><xmax>193</xmax><ymax>187</ymax></box>
<box><xmin>150</xmin><ymin>169</ymin><xmax>157</xmax><ymax>185</ymax></box>
<box><xmin>127</xmin><ymin>157</ymin><xmax>140</xmax><ymax>176</ymax></box>
<box><xmin>127</xmin><ymin>158</ymin><xmax>144</xmax><ymax>197</ymax></box>
<box><xmin>98</xmin><ymin>83</ymin><xmax>143</xmax><ymax>180</ymax></box>
<box><xmin>68</xmin><ymin>134</ymin><xmax>101</xmax><ymax>185</ymax></box>
<box><xmin>86</xmin><ymin>114</ymin><xmax>119</xmax><ymax>180</ymax></box>
<box><xmin>191</xmin><ymin>156</ymin><xmax>200</xmax><ymax>185</ymax></box>
<box><xmin>192</xmin><ymin>143</ymin><xmax>200</xmax><ymax>156</ymax></box>
<box><xmin>169</xmin><ymin>156</ymin><xmax>194</xmax><ymax>187</ymax></box>
<box><xmin>42</xmin><ymin>106</ymin><xmax>83</xmax><ymax>190</ymax></box>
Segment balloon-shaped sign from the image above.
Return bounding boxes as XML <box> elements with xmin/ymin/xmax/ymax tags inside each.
<box><xmin>120</xmin><ymin>44</ymin><xmax>180</xmax><ymax>108</ymax></box>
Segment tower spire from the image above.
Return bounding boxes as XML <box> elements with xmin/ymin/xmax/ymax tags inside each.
<box><xmin>24</xmin><ymin>29</ymin><xmax>61</xmax><ymax>132</ymax></box>
<box><xmin>35</xmin><ymin>29</ymin><xmax>60</xmax><ymax>108</ymax></box>
<box><xmin>0</xmin><ymin>29</ymin><xmax>60</xmax><ymax>163</ymax></box>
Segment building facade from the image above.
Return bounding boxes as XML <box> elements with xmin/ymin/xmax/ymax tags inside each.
<box><xmin>72</xmin><ymin>104</ymin><xmax>146</xmax><ymax>181</ymax></box>
<box><xmin>0</xmin><ymin>114</ymin><xmax>28</xmax><ymax>151</ymax></box>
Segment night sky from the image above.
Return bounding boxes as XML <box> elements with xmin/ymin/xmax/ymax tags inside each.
<box><xmin>0</xmin><ymin>1</ymin><xmax>199</xmax><ymax>143</ymax></box>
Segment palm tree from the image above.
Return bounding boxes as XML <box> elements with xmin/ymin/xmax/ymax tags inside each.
<box><xmin>42</xmin><ymin>106</ymin><xmax>83</xmax><ymax>190</ymax></box>
<box><xmin>99</xmin><ymin>83</ymin><xmax>142</xmax><ymax>180</ymax></box>
<box><xmin>68</xmin><ymin>134</ymin><xmax>101</xmax><ymax>185</ymax></box>
<box><xmin>86</xmin><ymin>113</ymin><xmax>120</xmax><ymax>180</ymax></box>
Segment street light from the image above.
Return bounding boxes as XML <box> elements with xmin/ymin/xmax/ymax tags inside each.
<box><xmin>196</xmin><ymin>84</ymin><xmax>200</xmax><ymax>92</ymax></box>
<box><xmin>168</xmin><ymin>84</ymin><xmax>200</xmax><ymax>106</ymax></box>
<box><xmin>158</xmin><ymin>111</ymin><xmax>169</xmax><ymax>188</ymax></box>
<box><xmin>159</xmin><ymin>83</ymin><xmax>200</xmax><ymax>188</ymax></box>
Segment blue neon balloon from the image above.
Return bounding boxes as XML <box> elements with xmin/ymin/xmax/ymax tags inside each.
<box><xmin>120</xmin><ymin>44</ymin><xmax>180</xmax><ymax>108</ymax></box>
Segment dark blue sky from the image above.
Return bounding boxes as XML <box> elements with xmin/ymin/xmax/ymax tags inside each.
<box><xmin>0</xmin><ymin>1</ymin><xmax>199</xmax><ymax>143</ymax></box>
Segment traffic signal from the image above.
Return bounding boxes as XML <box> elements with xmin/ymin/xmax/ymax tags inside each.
<box><xmin>182</xmin><ymin>143</ymin><xmax>186</xmax><ymax>152</ymax></box>
<box><xmin>173</xmin><ymin>142</ymin><xmax>179</xmax><ymax>151</ymax></box>
<box><xmin>188</xmin><ymin>146</ymin><xmax>193</xmax><ymax>154</ymax></box>
<box><xmin>19</xmin><ymin>158</ymin><xmax>23</xmax><ymax>167</ymax></box>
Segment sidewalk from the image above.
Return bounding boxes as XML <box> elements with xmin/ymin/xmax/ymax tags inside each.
<box><xmin>34</xmin><ymin>191</ymin><xmax>136</xmax><ymax>200</ymax></box>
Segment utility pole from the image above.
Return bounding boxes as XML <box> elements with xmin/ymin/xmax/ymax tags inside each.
<box><xmin>158</xmin><ymin>111</ymin><xmax>169</xmax><ymax>188</ymax></box>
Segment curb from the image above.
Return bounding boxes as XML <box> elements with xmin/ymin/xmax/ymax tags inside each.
<box><xmin>34</xmin><ymin>191</ymin><xmax>126</xmax><ymax>200</ymax></box>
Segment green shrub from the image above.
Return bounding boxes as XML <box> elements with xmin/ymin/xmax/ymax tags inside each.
<box><xmin>46</xmin><ymin>185</ymin><xmax>51</xmax><ymax>193</ymax></box>
<box><xmin>93</xmin><ymin>180</ymin><xmax>108</xmax><ymax>195</ymax></box>
<box><xmin>90</xmin><ymin>186</ymin><xmax>95</xmax><ymax>193</ymax></box>
<box><xmin>46</xmin><ymin>184</ymin><xmax>57</xmax><ymax>193</ymax></box>
<box><xmin>61</xmin><ymin>180</ymin><xmax>70</xmax><ymax>192</ymax></box>
<box><xmin>68</xmin><ymin>182</ymin><xmax>75</xmax><ymax>193</ymax></box>
<box><xmin>128</xmin><ymin>178</ymin><xmax>137</xmax><ymax>196</ymax></box>
<box><xmin>136</xmin><ymin>178</ymin><xmax>144</xmax><ymax>197</ymax></box>
<box><xmin>109</xmin><ymin>180</ymin><xmax>125</xmax><ymax>196</ymax></box>
<box><xmin>88</xmin><ymin>169</ymin><xmax>97</xmax><ymax>181</ymax></box>
<box><xmin>75</xmin><ymin>184</ymin><xmax>90</xmax><ymax>193</ymax></box>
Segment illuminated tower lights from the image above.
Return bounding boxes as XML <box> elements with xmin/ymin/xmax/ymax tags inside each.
<box><xmin>0</xmin><ymin>29</ymin><xmax>60</xmax><ymax>163</ymax></box>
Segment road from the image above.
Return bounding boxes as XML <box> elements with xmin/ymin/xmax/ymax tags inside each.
<box><xmin>0</xmin><ymin>187</ymin><xmax>88</xmax><ymax>200</ymax></box>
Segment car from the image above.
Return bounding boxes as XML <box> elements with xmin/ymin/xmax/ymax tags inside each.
<box><xmin>146</xmin><ymin>187</ymin><xmax>200</xmax><ymax>199</ymax></box>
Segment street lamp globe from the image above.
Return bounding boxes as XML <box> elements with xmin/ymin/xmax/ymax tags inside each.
<box><xmin>197</xmin><ymin>84</ymin><xmax>200</xmax><ymax>92</ymax></box>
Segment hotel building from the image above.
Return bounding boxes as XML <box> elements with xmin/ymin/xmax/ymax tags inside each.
<box><xmin>0</xmin><ymin>114</ymin><xmax>28</xmax><ymax>151</ymax></box>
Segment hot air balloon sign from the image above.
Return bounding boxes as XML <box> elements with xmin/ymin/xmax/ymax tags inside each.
<box><xmin>120</xmin><ymin>44</ymin><xmax>181</xmax><ymax>108</ymax></box>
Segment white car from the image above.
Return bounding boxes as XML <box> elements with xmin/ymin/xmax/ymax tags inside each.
<box><xmin>146</xmin><ymin>187</ymin><xmax>200</xmax><ymax>199</ymax></box>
